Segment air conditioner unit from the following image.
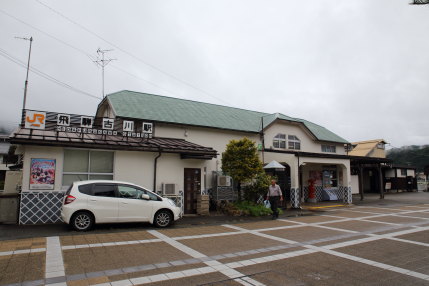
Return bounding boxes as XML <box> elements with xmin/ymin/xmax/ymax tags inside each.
<box><xmin>217</xmin><ymin>175</ymin><xmax>231</xmax><ymax>187</ymax></box>
<box><xmin>162</xmin><ymin>183</ymin><xmax>176</xmax><ymax>195</ymax></box>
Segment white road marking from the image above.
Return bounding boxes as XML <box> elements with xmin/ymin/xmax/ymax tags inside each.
<box><xmin>45</xmin><ymin>236</ymin><xmax>65</xmax><ymax>280</ymax></box>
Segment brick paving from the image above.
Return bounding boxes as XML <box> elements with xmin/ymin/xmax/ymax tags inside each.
<box><xmin>0</xmin><ymin>196</ymin><xmax>428</xmax><ymax>285</ymax></box>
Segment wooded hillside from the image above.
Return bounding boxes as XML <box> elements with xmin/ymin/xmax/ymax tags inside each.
<box><xmin>387</xmin><ymin>145</ymin><xmax>429</xmax><ymax>173</ymax></box>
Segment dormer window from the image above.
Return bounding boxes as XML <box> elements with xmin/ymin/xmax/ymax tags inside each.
<box><xmin>377</xmin><ymin>143</ymin><xmax>385</xmax><ymax>149</ymax></box>
<box><xmin>273</xmin><ymin>134</ymin><xmax>286</xmax><ymax>149</ymax></box>
<box><xmin>288</xmin><ymin>135</ymin><xmax>301</xmax><ymax>150</ymax></box>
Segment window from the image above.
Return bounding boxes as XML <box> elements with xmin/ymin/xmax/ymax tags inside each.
<box><xmin>118</xmin><ymin>185</ymin><xmax>142</xmax><ymax>199</ymax></box>
<box><xmin>322</xmin><ymin>170</ymin><xmax>338</xmax><ymax>188</ymax></box>
<box><xmin>118</xmin><ymin>185</ymin><xmax>161</xmax><ymax>201</ymax></box>
<box><xmin>322</xmin><ymin>145</ymin><xmax>336</xmax><ymax>153</ymax></box>
<box><xmin>273</xmin><ymin>134</ymin><xmax>286</xmax><ymax>149</ymax></box>
<box><xmin>62</xmin><ymin>149</ymin><xmax>114</xmax><ymax>187</ymax></box>
<box><xmin>288</xmin><ymin>135</ymin><xmax>301</xmax><ymax>150</ymax></box>
<box><xmin>377</xmin><ymin>143</ymin><xmax>385</xmax><ymax>149</ymax></box>
<box><xmin>93</xmin><ymin>184</ymin><xmax>116</xmax><ymax>197</ymax></box>
<box><xmin>400</xmin><ymin>169</ymin><xmax>407</xmax><ymax>176</ymax></box>
<box><xmin>78</xmin><ymin>184</ymin><xmax>93</xmax><ymax>195</ymax></box>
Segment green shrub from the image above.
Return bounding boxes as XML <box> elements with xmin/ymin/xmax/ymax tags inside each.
<box><xmin>233</xmin><ymin>201</ymin><xmax>273</xmax><ymax>216</ymax></box>
<box><xmin>242</xmin><ymin>173</ymin><xmax>277</xmax><ymax>202</ymax></box>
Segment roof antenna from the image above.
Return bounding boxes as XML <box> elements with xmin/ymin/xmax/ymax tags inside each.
<box><xmin>94</xmin><ymin>48</ymin><xmax>116</xmax><ymax>99</ymax></box>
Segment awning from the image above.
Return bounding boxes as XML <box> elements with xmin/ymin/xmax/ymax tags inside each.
<box><xmin>264</xmin><ymin>160</ymin><xmax>286</xmax><ymax>169</ymax></box>
<box><xmin>10</xmin><ymin>128</ymin><xmax>217</xmax><ymax>159</ymax></box>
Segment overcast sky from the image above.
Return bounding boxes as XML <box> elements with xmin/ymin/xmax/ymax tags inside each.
<box><xmin>1</xmin><ymin>0</ymin><xmax>428</xmax><ymax>148</ymax></box>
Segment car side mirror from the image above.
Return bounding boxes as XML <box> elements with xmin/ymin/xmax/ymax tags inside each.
<box><xmin>140</xmin><ymin>194</ymin><xmax>150</xmax><ymax>200</ymax></box>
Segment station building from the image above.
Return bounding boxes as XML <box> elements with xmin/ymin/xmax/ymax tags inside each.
<box><xmin>10</xmin><ymin>90</ymin><xmax>353</xmax><ymax>224</ymax></box>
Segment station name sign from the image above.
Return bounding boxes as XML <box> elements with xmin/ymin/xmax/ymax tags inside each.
<box><xmin>24</xmin><ymin>110</ymin><xmax>153</xmax><ymax>138</ymax></box>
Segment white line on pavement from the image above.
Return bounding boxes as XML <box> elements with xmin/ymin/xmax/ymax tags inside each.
<box><xmin>45</xmin><ymin>236</ymin><xmax>65</xmax><ymax>281</ymax></box>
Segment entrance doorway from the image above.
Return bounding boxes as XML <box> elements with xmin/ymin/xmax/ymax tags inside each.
<box><xmin>264</xmin><ymin>164</ymin><xmax>291</xmax><ymax>208</ymax></box>
<box><xmin>184</xmin><ymin>168</ymin><xmax>201</xmax><ymax>214</ymax></box>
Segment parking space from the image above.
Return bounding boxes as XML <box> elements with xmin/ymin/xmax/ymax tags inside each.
<box><xmin>0</xmin><ymin>201</ymin><xmax>428</xmax><ymax>285</ymax></box>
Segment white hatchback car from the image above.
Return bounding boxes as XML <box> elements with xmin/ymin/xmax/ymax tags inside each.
<box><xmin>61</xmin><ymin>180</ymin><xmax>182</xmax><ymax>231</ymax></box>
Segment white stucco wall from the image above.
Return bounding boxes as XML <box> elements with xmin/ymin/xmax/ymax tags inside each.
<box><xmin>155</xmin><ymin>123</ymin><xmax>260</xmax><ymax>188</ymax></box>
<box><xmin>113</xmin><ymin>151</ymin><xmax>156</xmax><ymax>190</ymax></box>
<box><xmin>351</xmin><ymin>175</ymin><xmax>359</xmax><ymax>194</ymax></box>
<box><xmin>21</xmin><ymin>145</ymin><xmax>64</xmax><ymax>192</ymax></box>
<box><xmin>264</xmin><ymin>121</ymin><xmax>346</xmax><ymax>155</ymax></box>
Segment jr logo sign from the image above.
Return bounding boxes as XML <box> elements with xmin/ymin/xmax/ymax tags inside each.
<box><xmin>25</xmin><ymin>111</ymin><xmax>46</xmax><ymax>130</ymax></box>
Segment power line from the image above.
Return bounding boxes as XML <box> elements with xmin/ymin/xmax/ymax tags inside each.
<box><xmin>0</xmin><ymin>48</ymin><xmax>102</xmax><ymax>100</ymax></box>
<box><xmin>0</xmin><ymin>8</ymin><xmax>96</xmax><ymax>61</ymax></box>
<box><xmin>33</xmin><ymin>0</ymin><xmax>230</xmax><ymax>105</ymax></box>
<box><xmin>1</xmin><ymin>7</ymin><xmax>194</xmax><ymax>101</ymax></box>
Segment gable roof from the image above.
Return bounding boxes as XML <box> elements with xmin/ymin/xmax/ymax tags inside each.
<box><xmin>348</xmin><ymin>139</ymin><xmax>387</xmax><ymax>157</ymax></box>
<box><xmin>104</xmin><ymin>90</ymin><xmax>348</xmax><ymax>144</ymax></box>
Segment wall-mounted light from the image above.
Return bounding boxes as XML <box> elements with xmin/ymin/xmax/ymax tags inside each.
<box><xmin>184</xmin><ymin>130</ymin><xmax>188</xmax><ymax>137</ymax></box>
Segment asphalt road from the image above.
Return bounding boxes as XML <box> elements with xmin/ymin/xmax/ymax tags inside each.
<box><xmin>0</xmin><ymin>192</ymin><xmax>428</xmax><ymax>285</ymax></box>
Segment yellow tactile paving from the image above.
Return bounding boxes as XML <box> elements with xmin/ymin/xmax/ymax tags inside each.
<box><xmin>158</xmin><ymin>225</ymin><xmax>237</xmax><ymax>238</ymax></box>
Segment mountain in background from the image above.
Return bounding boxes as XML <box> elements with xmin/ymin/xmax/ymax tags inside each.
<box><xmin>387</xmin><ymin>145</ymin><xmax>429</xmax><ymax>174</ymax></box>
<box><xmin>0</xmin><ymin>125</ymin><xmax>15</xmax><ymax>135</ymax></box>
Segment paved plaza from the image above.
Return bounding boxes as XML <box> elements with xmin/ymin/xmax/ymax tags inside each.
<box><xmin>0</xmin><ymin>195</ymin><xmax>428</xmax><ymax>285</ymax></box>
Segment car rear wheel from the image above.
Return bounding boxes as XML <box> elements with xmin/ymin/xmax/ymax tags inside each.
<box><xmin>154</xmin><ymin>210</ymin><xmax>172</xmax><ymax>228</ymax></box>
<box><xmin>71</xmin><ymin>211</ymin><xmax>94</xmax><ymax>231</ymax></box>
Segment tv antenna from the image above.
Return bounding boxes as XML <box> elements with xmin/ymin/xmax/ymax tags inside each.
<box><xmin>94</xmin><ymin>48</ymin><xmax>116</xmax><ymax>99</ymax></box>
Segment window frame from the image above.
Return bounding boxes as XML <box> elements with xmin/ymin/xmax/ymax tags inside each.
<box><xmin>273</xmin><ymin>133</ymin><xmax>286</xmax><ymax>149</ymax></box>
<box><xmin>287</xmin><ymin>135</ymin><xmax>301</xmax><ymax>150</ymax></box>
<box><xmin>62</xmin><ymin>149</ymin><xmax>114</xmax><ymax>187</ymax></box>
<box><xmin>321</xmin><ymin>145</ymin><xmax>336</xmax><ymax>153</ymax></box>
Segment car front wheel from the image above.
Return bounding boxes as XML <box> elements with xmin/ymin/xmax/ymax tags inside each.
<box><xmin>71</xmin><ymin>211</ymin><xmax>94</xmax><ymax>231</ymax></box>
<box><xmin>154</xmin><ymin>210</ymin><xmax>172</xmax><ymax>228</ymax></box>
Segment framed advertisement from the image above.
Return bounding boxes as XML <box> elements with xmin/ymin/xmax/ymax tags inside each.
<box><xmin>30</xmin><ymin>158</ymin><xmax>56</xmax><ymax>190</ymax></box>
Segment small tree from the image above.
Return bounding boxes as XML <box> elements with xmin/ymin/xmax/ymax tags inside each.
<box><xmin>243</xmin><ymin>173</ymin><xmax>276</xmax><ymax>202</ymax></box>
<box><xmin>221</xmin><ymin>137</ymin><xmax>263</xmax><ymax>199</ymax></box>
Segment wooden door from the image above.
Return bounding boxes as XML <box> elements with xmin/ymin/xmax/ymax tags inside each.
<box><xmin>184</xmin><ymin>168</ymin><xmax>201</xmax><ymax>214</ymax></box>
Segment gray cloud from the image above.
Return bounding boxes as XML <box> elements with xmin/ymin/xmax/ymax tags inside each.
<box><xmin>0</xmin><ymin>0</ymin><xmax>428</xmax><ymax>147</ymax></box>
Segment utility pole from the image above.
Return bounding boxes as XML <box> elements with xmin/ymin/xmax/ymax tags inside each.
<box><xmin>15</xmin><ymin>36</ymin><xmax>33</xmax><ymax>111</ymax></box>
<box><xmin>94</xmin><ymin>48</ymin><xmax>115</xmax><ymax>99</ymax></box>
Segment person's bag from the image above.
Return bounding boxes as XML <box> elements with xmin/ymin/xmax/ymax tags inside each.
<box><xmin>264</xmin><ymin>200</ymin><xmax>271</xmax><ymax>209</ymax></box>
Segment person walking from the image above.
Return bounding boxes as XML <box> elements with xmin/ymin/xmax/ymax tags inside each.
<box><xmin>267</xmin><ymin>179</ymin><xmax>283</xmax><ymax>219</ymax></box>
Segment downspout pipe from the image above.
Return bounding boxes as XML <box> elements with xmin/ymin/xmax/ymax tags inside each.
<box><xmin>153</xmin><ymin>148</ymin><xmax>162</xmax><ymax>192</ymax></box>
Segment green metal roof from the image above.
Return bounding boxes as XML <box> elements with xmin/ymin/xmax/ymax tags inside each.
<box><xmin>106</xmin><ymin>90</ymin><xmax>348</xmax><ymax>143</ymax></box>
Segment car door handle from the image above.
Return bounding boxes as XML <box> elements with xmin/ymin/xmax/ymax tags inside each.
<box><xmin>121</xmin><ymin>202</ymin><xmax>128</xmax><ymax>204</ymax></box>
<box><xmin>90</xmin><ymin>199</ymin><xmax>97</xmax><ymax>202</ymax></box>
